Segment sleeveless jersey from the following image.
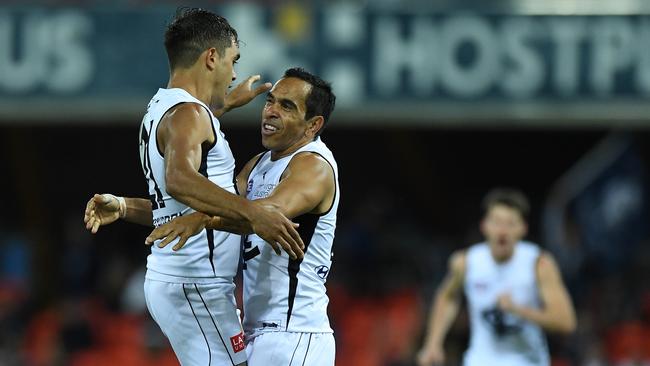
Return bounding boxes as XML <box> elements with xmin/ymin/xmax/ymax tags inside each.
<box><xmin>241</xmin><ymin>137</ymin><xmax>339</xmax><ymax>335</ymax></box>
<box><xmin>463</xmin><ymin>241</ymin><xmax>550</xmax><ymax>366</ymax></box>
<box><xmin>139</xmin><ymin>88</ymin><xmax>240</xmax><ymax>282</ymax></box>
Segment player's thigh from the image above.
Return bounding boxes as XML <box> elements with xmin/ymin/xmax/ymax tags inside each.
<box><xmin>144</xmin><ymin>279</ymin><xmax>247</xmax><ymax>365</ymax></box>
<box><xmin>247</xmin><ymin>332</ymin><xmax>334</xmax><ymax>366</ymax></box>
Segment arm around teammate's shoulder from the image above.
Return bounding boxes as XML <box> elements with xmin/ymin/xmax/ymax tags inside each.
<box><xmin>259</xmin><ymin>152</ymin><xmax>335</xmax><ymax>219</ymax></box>
<box><xmin>195</xmin><ymin>152</ymin><xmax>268</xmax><ymax>236</ymax></box>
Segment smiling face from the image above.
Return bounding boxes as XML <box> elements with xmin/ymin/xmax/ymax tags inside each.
<box><xmin>480</xmin><ymin>204</ymin><xmax>528</xmax><ymax>262</ymax></box>
<box><xmin>261</xmin><ymin>77</ymin><xmax>322</xmax><ymax>159</ymax></box>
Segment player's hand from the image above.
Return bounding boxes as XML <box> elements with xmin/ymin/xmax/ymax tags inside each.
<box><xmin>222</xmin><ymin>75</ymin><xmax>272</xmax><ymax>112</ymax></box>
<box><xmin>416</xmin><ymin>344</ymin><xmax>445</xmax><ymax>366</ymax></box>
<box><xmin>145</xmin><ymin>212</ymin><xmax>210</xmax><ymax>251</ymax></box>
<box><xmin>250</xmin><ymin>202</ymin><xmax>304</xmax><ymax>260</ymax></box>
<box><xmin>84</xmin><ymin>193</ymin><xmax>121</xmax><ymax>234</ymax></box>
<box><xmin>497</xmin><ymin>293</ymin><xmax>516</xmax><ymax>313</ymax></box>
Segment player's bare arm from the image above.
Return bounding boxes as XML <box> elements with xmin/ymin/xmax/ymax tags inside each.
<box><xmin>123</xmin><ymin>197</ymin><xmax>154</xmax><ymax>226</ymax></box>
<box><xmin>159</xmin><ymin>103</ymin><xmax>304</xmax><ymax>258</ymax></box>
<box><xmin>417</xmin><ymin>250</ymin><xmax>466</xmax><ymax>366</ymax></box>
<box><xmin>83</xmin><ymin>79</ymin><xmax>269</xmax><ymax>236</ymax></box>
<box><xmin>209</xmin><ymin>152</ymin><xmax>334</xmax><ymax>250</ymax></box>
<box><xmin>205</xmin><ymin>151</ymin><xmax>268</xmax><ymax>234</ymax></box>
<box><xmin>160</xmin><ymin>102</ymin><xmax>240</xmax><ymax>217</ymax></box>
<box><xmin>260</xmin><ymin>152</ymin><xmax>335</xmax><ymax>218</ymax></box>
<box><xmin>146</xmin><ymin>152</ymin><xmax>333</xmax><ymax>256</ymax></box>
<box><xmin>497</xmin><ymin>252</ymin><xmax>576</xmax><ymax>333</ymax></box>
<box><xmin>144</xmin><ymin>152</ymin><xmax>263</xmax><ymax>250</ymax></box>
<box><xmin>116</xmin><ymin>153</ymin><xmax>264</xmax><ymax>251</ymax></box>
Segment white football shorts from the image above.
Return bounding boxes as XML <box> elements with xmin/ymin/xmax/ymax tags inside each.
<box><xmin>144</xmin><ymin>278</ymin><xmax>247</xmax><ymax>365</ymax></box>
<box><xmin>246</xmin><ymin>331</ymin><xmax>335</xmax><ymax>366</ymax></box>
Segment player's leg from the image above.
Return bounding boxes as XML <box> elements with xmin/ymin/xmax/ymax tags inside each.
<box><xmin>298</xmin><ymin>333</ymin><xmax>335</xmax><ymax>366</ymax></box>
<box><xmin>246</xmin><ymin>332</ymin><xmax>334</xmax><ymax>366</ymax></box>
<box><xmin>188</xmin><ymin>281</ymin><xmax>248</xmax><ymax>365</ymax></box>
<box><xmin>144</xmin><ymin>279</ymin><xmax>247</xmax><ymax>365</ymax></box>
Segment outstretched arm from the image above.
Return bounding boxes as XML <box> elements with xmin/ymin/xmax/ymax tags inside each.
<box><xmin>144</xmin><ymin>212</ymin><xmax>251</xmax><ymax>251</ymax></box>
<box><xmin>123</xmin><ymin>197</ymin><xmax>154</xmax><ymax>226</ymax></box>
<box><xmin>417</xmin><ymin>251</ymin><xmax>466</xmax><ymax>366</ymax></box>
<box><xmin>143</xmin><ymin>153</ymin><xmax>264</xmax><ymax>251</ymax></box>
<box><xmin>145</xmin><ymin>152</ymin><xmax>335</xmax><ymax>256</ymax></box>
<box><xmin>497</xmin><ymin>252</ymin><xmax>576</xmax><ymax>334</ymax></box>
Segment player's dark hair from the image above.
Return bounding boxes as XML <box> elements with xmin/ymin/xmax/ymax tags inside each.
<box><xmin>481</xmin><ymin>188</ymin><xmax>530</xmax><ymax>220</ymax></box>
<box><xmin>283</xmin><ymin>67</ymin><xmax>336</xmax><ymax>136</ymax></box>
<box><xmin>164</xmin><ymin>7</ymin><xmax>238</xmax><ymax>70</ymax></box>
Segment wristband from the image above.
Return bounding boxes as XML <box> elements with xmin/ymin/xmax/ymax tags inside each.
<box><xmin>116</xmin><ymin>196</ymin><xmax>127</xmax><ymax>219</ymax></box>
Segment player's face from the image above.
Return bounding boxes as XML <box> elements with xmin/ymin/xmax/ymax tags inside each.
<box><xmin>480</xmin><ymin>204</ymin><xmax>527</xmax><ymax>261</ymax></box>
<box><xmin>212</xmin><ymin>39</ymin><xmax>239</xmax><ymax>108</ymax></box>
<box><xmin>261</xmin><ymin>77</ymin><xmax>313</xmax><ymax>157</ymax></box>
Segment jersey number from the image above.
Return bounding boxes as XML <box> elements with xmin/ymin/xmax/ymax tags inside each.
<box><xmin>139</xmin><ymin>117</ymin><xmax>166</xmax><ymax>210</ymax></box>
<box><xmin>242</xmin><ymin>235</ymin><xmax>260</xmax><ymax>269</ymax></box>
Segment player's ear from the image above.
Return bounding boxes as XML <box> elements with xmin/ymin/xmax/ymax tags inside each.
<box><xmin>306</xmin><ymin>116</ymin><xmax>324</xmax><ymax>137</ymax></box>
<box><xmin>479</xmin><ymin>218</ymin><xmax>487</xmax><ymax>236</ymax></box>
<box><xmin>204</xmin><ymin>48</ymin><xmax>218</xmax><ymax>71</ymax></box>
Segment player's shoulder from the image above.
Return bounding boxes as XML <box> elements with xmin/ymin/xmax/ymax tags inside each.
<box><xmin>285</xmin><ymin>152</ymin><xmax>335</xmax><ymax>183</ymax></box>
<box><xmin>165</xmin><ymin>102</ymin><xmax>210</xmax><ymax>122</ymax></box>
<box><xmin>463</xmin><ymin>241</ymin><xmax>490</xmax><ymax>257</ymax></box>
<box><xmin>518</xmin><ymin>240</ymin><xmax>555</xmax><ymax>264</ymax></box>
<box><xmin>159</xmin><ymin>102</ymin><xmax>213</xmax><ymax>138</ymax></box>
<box><xmin>291</xmin><ymin>151</ymin><xmax>330</xmax><ymax>167</ymax></box>
<box><xmin>449</xmin><ymin>249</ymin><xmax>468</xmax><ymax>273</ymax></box>
<box><xmin>535</xmin><ymin>250</ymin><xmax>559</xmax><ymax>271</ymax></box>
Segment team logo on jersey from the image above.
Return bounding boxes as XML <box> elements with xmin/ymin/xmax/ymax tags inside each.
<box><xmin>315</xmin><ymin>265</ymin><xmax>330</xmax><ymax>279</ymax></box>
<box><xmin>481</xmin><ymin>307</ymin><xmax>523</xmax><ymax>337</ymax></box>
<box><xmin>230</xmin><ymin>332</ymin><xmax>245</xmax><ymax>353</ymax></box>
<box><xmin>253</xmin><ymin>183</ymin><xmax>277</xmax><ymax>199</ymax></box>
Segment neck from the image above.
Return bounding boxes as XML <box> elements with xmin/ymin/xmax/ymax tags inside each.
<box><xmin>168</xmin><ymin>68</ymin><xmax>213</xmax><ymax>107</ymax></box>
<box><xmin>270</xmin><ymin>136</ymin><xmax>314</xmax><ymax>161</ymax></box>
<box><xmin>490</xmin><ymin>246</ymin><xmax>515</xmax><ymax>263</ymax></box>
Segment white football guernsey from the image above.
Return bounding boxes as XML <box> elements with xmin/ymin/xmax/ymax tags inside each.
<box><xmin>242</xmin><ymin>137</ymin><xmax>339</xmax><ymax>336</ymax></box>
<box><xmin>139</xmin><ymin>88</ymin><xmax>240</xmax><ymax>282</ymax></box>
<box><xmin>463</xmin><ymin>241</ymin><xmax>550</xmax><ymax>366</ymax></box>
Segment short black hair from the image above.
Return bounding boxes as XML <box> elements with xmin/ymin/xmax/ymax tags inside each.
<box><xmin>283</xmin><ymin>67</ymin><xmax>336</xmax><ymax>136</ymax></box>
<box><xmin>481</xmin><ymin>188</ymin><xmax>530</xmax><ymax>220</ymax></box>
<box><xmin>164</xmin><ymin>7</ymin><xmax>238</xmax><ymax>70</ymax></box>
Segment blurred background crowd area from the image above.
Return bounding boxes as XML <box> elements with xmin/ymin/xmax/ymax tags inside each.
<box><xmin>1</xmin><ymin>1</ymin><xmax>650</xmax><ymax>365</ymax></box>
